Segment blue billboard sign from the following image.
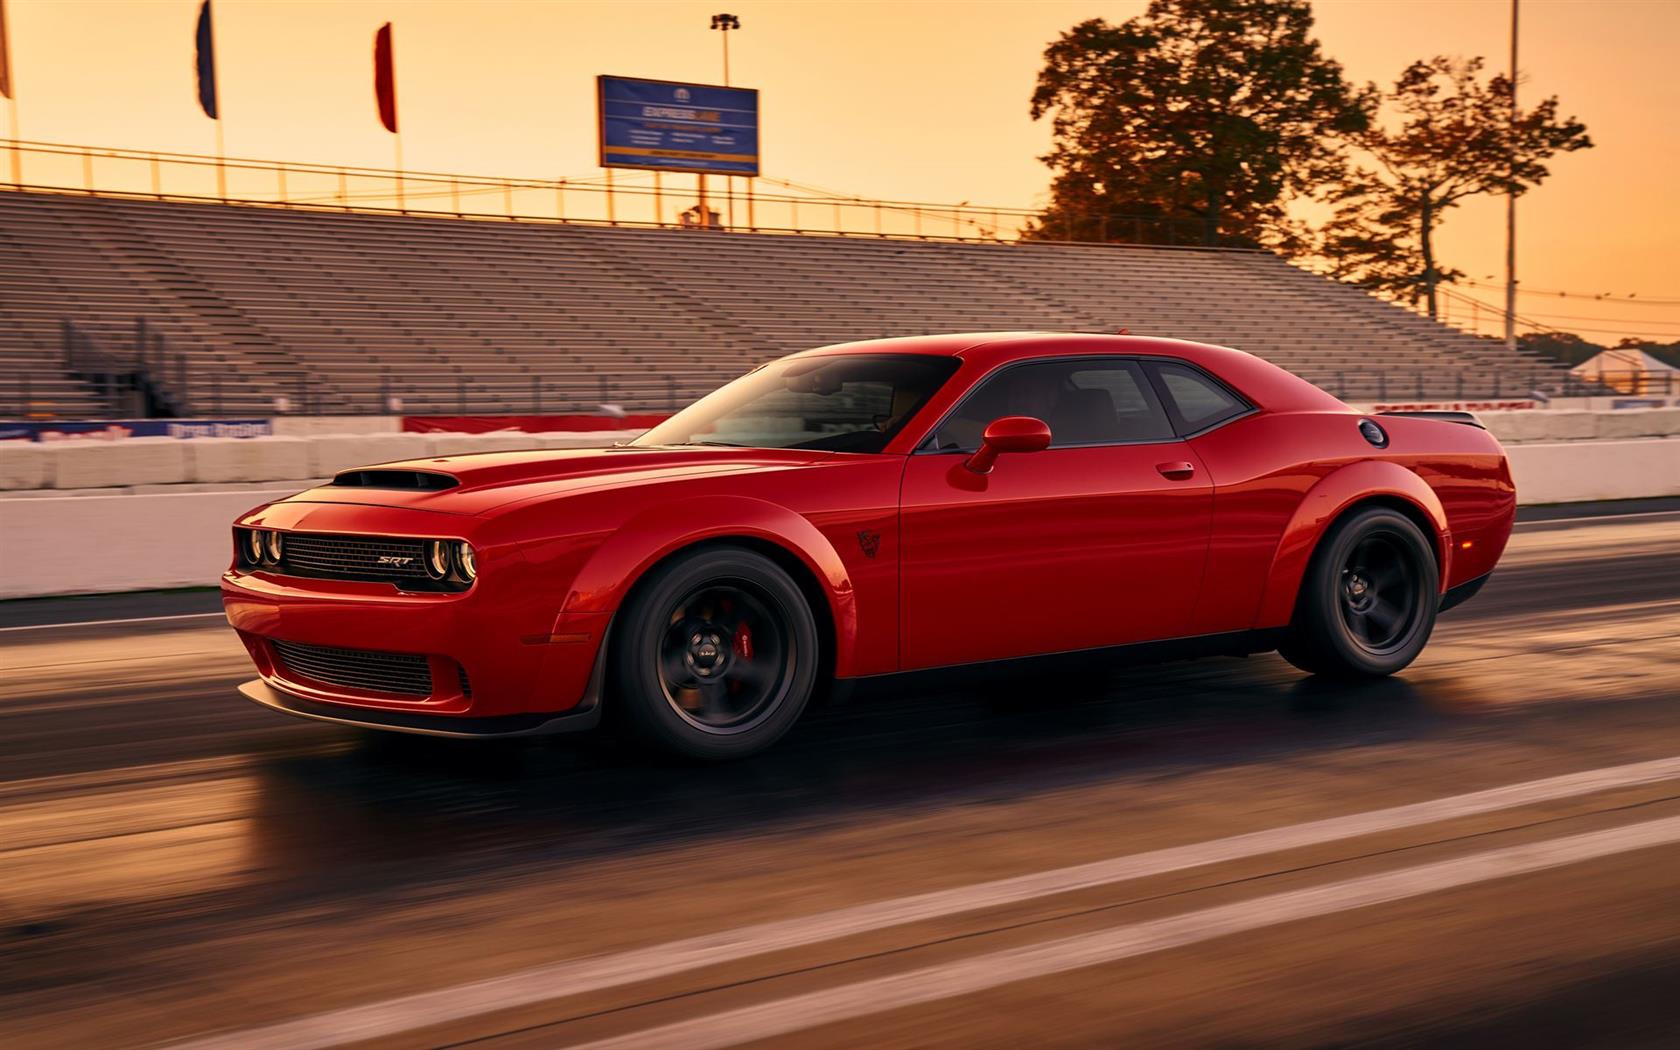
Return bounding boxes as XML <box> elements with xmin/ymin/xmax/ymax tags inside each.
<box><xmin>597</xmin><ymin>75</ymin><xmax>760</xmax><ymax>177</ymax></box>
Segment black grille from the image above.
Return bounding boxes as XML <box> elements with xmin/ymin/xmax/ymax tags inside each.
<box><xmin>272</xmin><ymin>639</ymin><xmax>433</xmax><ymax>697</ymax></box>
<box><xmin>458</xmin><ymin>665</ymin><xmax>473</xmax><ymax>698</ymax></box>
<box><xmin>281</xmin><ymin>533</ymin><xmax>431</xmax><ymax>583</ymax></box>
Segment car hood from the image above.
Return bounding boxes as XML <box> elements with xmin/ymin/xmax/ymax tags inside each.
<box><xmin>278</xmin><ymin>445</ymin><xmax>836</xmax><ymax>515</ymax></box>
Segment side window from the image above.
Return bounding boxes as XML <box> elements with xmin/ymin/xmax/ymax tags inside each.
<box><xmin>1150</xmin><ymin>362</ymin><xmax>1249</xmax><ymax>434</ymax></box>
<box><xmin>931</xmin><ymin>358</ymin><xmax>1175</xmax><ymax>450</ymax></box>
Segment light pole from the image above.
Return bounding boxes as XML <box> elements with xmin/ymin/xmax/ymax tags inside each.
<box><xmin>710</xmin><ymin>13</ymin><xmax>740</xmax><ymax>86</ymax></box>
<box><xmin>1504</xmin><ymin>0</ymin><xmax>1519</xmax><ymax>353</ymax></box>
<box><xmin>708</xmin><ymin>14</ymin><xmax>741</xmax><ymax>230</ymax></box>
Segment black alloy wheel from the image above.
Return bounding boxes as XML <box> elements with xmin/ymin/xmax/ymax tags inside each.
<box><xmin>1337</xmin><ymin>533</ymin><xmax>1424</xmax><ymax>655</ymax></box>
<box><xmin>612</xmin><ymin>546</ymin><xmax>818</xmax><ymax>759</ymax></box>
<box><xmin>1279</xmin><ymin>506</ymin><xmax>1438</xmax><ymax>678</ymax></box>
<box><xmin>658</xmin><ymin>582</ymin><xmax>793</xmax><ymax>733</ymax></box>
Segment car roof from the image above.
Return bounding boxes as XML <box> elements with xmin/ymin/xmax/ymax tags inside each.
<box><xmin>792</xmin><ymin>331</ymin><xmax>1349</xmax><ymax>419</ymax></box>
<box><xmin>791</xmin><ymin>331</ymin><xmax>1239</xmax><ymax>360</ymax></box>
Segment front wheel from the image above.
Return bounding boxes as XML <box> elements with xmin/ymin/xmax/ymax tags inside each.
<box><xmin>1278</xmin><ymin>507</ymin><xmax>1439</xmax><ymax>678</ymax></box>
<box><xmin>610</xmin><ymin>546</ymin><xmax>819</xmax><ymax>760</ymax></box>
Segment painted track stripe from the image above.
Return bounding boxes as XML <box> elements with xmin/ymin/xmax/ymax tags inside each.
<box><xmin>570</xmin><ymin>813</ymin><xmax>1680</xmax><ymax>1050</ymax></box>
<box><xmin>164</xmin><ymin>754</ymin><xmax>1680</xmax><ymax>1050</ymax></box>
<box><xmin>0</xmin><ymin>611</ymin><xmax>225</xmax><ymax>633</ymax></box>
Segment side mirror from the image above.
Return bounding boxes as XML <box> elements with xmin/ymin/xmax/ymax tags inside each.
<box><xmin>965</xmin><ymin>416</ymin><xmax>1052</xmax><ymax>474</ymax></box>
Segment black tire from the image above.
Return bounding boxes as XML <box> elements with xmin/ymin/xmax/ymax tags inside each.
<box><xmin>610</xmin><ymin>546</ymin><xmax>819</xmax><ymax>760</ymax></box>
<box><xmin>1278</xmin><ymin>507</ymin><xmax>1439</xmax><ymax>678</ymax></box>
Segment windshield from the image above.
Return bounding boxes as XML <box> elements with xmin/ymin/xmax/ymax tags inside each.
<box><xmin>634</xmin><ymin>354</ymin><xmax>960</xmax><ymax>453</ymax></box>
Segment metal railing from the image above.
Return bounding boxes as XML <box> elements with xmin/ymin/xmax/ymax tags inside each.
<box><xmin>0</xmin><ymin>138</ymin><xmax>1250</xmax><ymax>248</ymax></box>
<box><xmin>265</xmin><ymin>369</ymin><xmax>711</xmax><ymax>418</ymax></box>
<box><xmin>13</xmin><ymin>356</ymin><xmax>1667</xmax><ymax>422</ymax></box>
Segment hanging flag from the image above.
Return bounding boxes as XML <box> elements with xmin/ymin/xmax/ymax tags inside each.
<box><xmin>0</xmin><ymin>0</ymin><xmax>15</xmax><ymax>101</ymax></box>
<box><xmin>373</xmin><ymin>23</ymin><xmax>397</xmax><ymax>133</ymax></box>
<box><xmin>194</xmin><ymin>0</ymin><xmax>217</xmax><ymax>119</ymax></box>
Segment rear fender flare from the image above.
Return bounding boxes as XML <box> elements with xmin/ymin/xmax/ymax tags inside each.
<box><xmin>561</xmin><ymin>495</ymin><xmax>860</xmax><ymax>676</ymax></box>
<box><xmin>1255</xmin><ymin>460</ymin><xmax>1450</xmax><ymax>629</ymax></box>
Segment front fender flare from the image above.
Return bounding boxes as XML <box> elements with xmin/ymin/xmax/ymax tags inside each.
<box><xmin>561</xmin><ymin>494</ymin><xmax>860</xmax><ymax>676</ymax></box>
<box><xmin>1255</xmin><ymin>460</ymin><xmax>1451</xmax><ymax>629</ymax></box>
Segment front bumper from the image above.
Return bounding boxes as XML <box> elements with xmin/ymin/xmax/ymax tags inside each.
<box><xmin>240</xmin><ymin>679</ymin><xmax>601</xmax><ymax>737</ymax></box>
<box><xmin>223</xmin><ymin>500</ymin><xmax>606</xmax><ymax>723</ymax></box>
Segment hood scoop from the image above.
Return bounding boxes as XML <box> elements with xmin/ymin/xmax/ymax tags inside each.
<box><xmin>332</xmin><ymin>468</ymin><xmax>459</xmax><ymax>491</ymax></box>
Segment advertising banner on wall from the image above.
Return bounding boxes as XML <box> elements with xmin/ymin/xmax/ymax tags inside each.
<box><xmin>597</xmin><ymin>75</ymin><xmax>760</xmax><ymax>176</ymax></box>
<box><xmin>0</xmin><ymin>419</ymin><xmax>273</xmax><ymax>442</ymax></box>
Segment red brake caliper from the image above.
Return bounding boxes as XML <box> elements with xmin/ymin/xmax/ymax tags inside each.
<box><xmin>732</xmin><ymin>621</ymin><xmax>754</xmax><ymax>662</ymax></box>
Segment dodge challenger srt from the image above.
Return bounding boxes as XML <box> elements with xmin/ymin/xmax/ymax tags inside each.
<box><xmin>224</xmin><ymin>333</ymin><xmax>1516</xmax><ymax>759</ymax></box>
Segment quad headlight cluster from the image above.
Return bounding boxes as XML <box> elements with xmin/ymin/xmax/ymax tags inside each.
<box><xmin>425</xmin><ymin>539</ymin><xmax>477</xmax><ymax>583</ymax></box>
<box><xmin>240</xmin><ymin>527</ymin><xmax>284</xmax><ymax>568</ymax></box>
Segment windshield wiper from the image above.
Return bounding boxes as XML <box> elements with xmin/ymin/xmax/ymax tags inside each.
<box><xmin>674</xmin><ymin>439</ymin><xmax>752</xmax><ymax>448</ymax></box>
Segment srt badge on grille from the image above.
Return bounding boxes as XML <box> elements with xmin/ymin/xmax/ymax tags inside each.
<box><xmin>376</xmin><ymin>555</ymin><xmax>415</xmax><ymax>566</ymax></box>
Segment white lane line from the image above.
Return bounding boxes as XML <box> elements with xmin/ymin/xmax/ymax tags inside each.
<box><xmin>163</xmin><ymin>754</ymin><xmax>1680</xmax><ymax>1050</ymax></box>
<box><xmin>0</xmin><ymin>611</ymin><xmax>226</xmax><ymax>633</ymax></box>
<box><xmin>571</xmin><ymin>813</ymin><xmax>1680</xmax><ymax>1050</ymax></box>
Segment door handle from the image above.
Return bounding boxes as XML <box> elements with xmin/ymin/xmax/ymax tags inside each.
<box><xmin>1156</xmin><ymin>461</ymin><xmax>1196</xmax><ymax>480</ymax></box>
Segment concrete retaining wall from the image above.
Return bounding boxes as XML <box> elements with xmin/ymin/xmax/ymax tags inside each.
<box><xmin>1479</xmin><ymin>407</ymin><xmax>1680</xmax><ymax>445</ymax></box>
<box><xmin>0</xmin><ymin>491</ymin><xmax>276</xmax><ymax>598</ymax></box>
<box><xmin>5</xmin><ymin>410</ymin><xmax>1677</xmax><ymax>495</ymax></box>
<box><xmin>1505</xmin><ymin>438</ymin><xmax>1680</xmax><ymax>506</ymax></box>
<box><xmin>3</xmin><ymin>437</ymin><xmax>1676</xmax><ymax>600</ymax></box>
<box><xmin>0</xmin><ymin>430</ymin><xmax>647</xmax><ymax>491</ymax></box>
<box><xmin>269</xmin><ymin>416</ymin><xmax>402</xmax><ymax>437</ymax></box>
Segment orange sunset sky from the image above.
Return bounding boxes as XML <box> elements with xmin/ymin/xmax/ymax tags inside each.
<box><xmin>4</xmin><ymin>0</ymin><xmax>1677</xmax><ymax>344</ymax></box>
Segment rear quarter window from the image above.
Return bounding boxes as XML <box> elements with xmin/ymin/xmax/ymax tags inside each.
<box><xmin>1149</xmin><ymin>362</ymin><xmax>1251</xmax><ymax>434</ymax></box>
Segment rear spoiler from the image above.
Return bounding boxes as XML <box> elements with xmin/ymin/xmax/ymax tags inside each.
<box><xmin>1376</xmin><ymin>410</ymin><xmax>1486</xmax><ymax>430</ymax></box>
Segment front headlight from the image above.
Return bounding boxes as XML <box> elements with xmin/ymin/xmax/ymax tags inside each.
<box><xmin>263</xmin><ymin>530</ymin><xmax>284</xmax><ymax>564</ymax></box>
<box><xmin>244</xmin><ymin>529</ymin><xmax>264</xmax><ymax>566</ymax></box>
<box><xmin>455</xmin><ymin>541</ymin><xmax>477</xmax><ymax>582</ymax></box>
<box><xmin>426</xmin><ymin>540</ymin><xmax>451</xmax><ymax>580</ymax></box>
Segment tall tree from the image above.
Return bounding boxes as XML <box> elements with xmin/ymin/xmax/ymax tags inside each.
<box><xmin>1028</xmin><ymin>0</ymin><xmax>1370</xmax><ymax>248</ymax></box>
<box><xmin>1320</xmin><ymin>56</ymin><xmax>1591</xmax><ymax>317</ymax></box>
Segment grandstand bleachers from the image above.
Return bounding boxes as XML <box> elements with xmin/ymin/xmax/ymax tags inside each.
<box><xmin>0</xmin><ymin>190</ymin><xmax>1568</xmax><ymax>418</ymax></box>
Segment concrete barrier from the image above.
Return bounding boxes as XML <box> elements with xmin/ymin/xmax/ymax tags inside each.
<box><xmin>270</xmin><ymin>416</ymin><xmax>402</xmax><ymax>437</ymax></box>
<box><xmin>305</xmin><ymin>433</ymin><xmax>437</xmax><ymax>476</ymax></box>
<box><xmin>1478</xmin><ymin>406</ymin><xmax>1680</xmax><ymax>443</ymax></box>
<box><xmin>1506</xmin><ymin>438</ymin><xmax>1680</xmax><ymax>505</ymax></box>
<box><xmin>3</xmin><ymin>437</ymin><xmax>1676</xmax><ymax>599</ymax></box>
<box><xmin>42</xmin><ymin>437</ymin><xmax>191</xmax><ymax>489</ymax></box>
<box><xmin>529</xmin><ymin>430</ymin><xmax>646</xmax><ymax>449</ymax></box>
<box><xmin>0</xmin><ymin>443</ymin><xmax>49</xmax><ymax>490</ymax></box>
<box><xmin>426</xmin><ymin>433</ymin><xmax>555</xmax><ymax>456</ymax></box>
<box><xmin>0</xmin><ymin>490</ymin><xmax>271</xmax><ymax>598</ymax></box>
<box><xmin>1593</xmin><ymin>407</ymin><xmax>1680</xmax><ymax>440</ymax></box>
<box><xmin>186</xmin><ymin>436</ymin><xmax>315</xmax><ymax>483</ymax></box>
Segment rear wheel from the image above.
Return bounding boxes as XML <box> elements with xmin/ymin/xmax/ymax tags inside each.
<box><xmin>1278</xmin><ymin>507</ymin><xmax>1438</xmax><ymax>678</ymax></box>
<box><xmin>611</xmin><ymin>546</ymin><xmax>818</xmax><ymax>760</ymax></box>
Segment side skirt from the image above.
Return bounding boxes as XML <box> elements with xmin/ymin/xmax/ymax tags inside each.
<box><xmin>829</xmin><ymin>628</ymin><xmax>1287</xmax><ymax>704</ymax></box>
<box><xmin>1439</xmin><ymin>571</ymin><xmax>1493</xmax><ymax>614</ymax></box>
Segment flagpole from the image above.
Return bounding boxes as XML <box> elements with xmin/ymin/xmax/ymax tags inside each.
<box><xmin>210</xmin><ymin>2</ymin><xmax>224</xmax><ymax>200</ymax></box>
<box><xmin>2</xmin><ymin>0</ymin><xmax>18</xmax><ymax>188</ymax></box>
<box><xmin>6</xmin><ymin>97</ymin><xmax>18</xmax><ymax>188</ymax></box>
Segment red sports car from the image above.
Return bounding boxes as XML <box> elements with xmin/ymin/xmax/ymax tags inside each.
<box><xmin>224</xmin><ymin>333</ymin><xmax>1515</xmax><ymax>758</ymax></box>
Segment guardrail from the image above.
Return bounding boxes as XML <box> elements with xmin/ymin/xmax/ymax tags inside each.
<box><xmin>1</xmin><ymin>138</ymin><xmax>1245</xmax><ymax>247</ymax></box>
<box><xmin>18</xmin><ymin>355</ymin><xmax>1660</xmax><ymax>421</ymax></box>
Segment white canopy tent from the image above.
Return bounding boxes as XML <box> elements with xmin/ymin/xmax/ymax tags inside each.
<box><xmin>1568</xmin><ymin>348</ymin><xmax>1679</xmax><ymax>395</ymax></box>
